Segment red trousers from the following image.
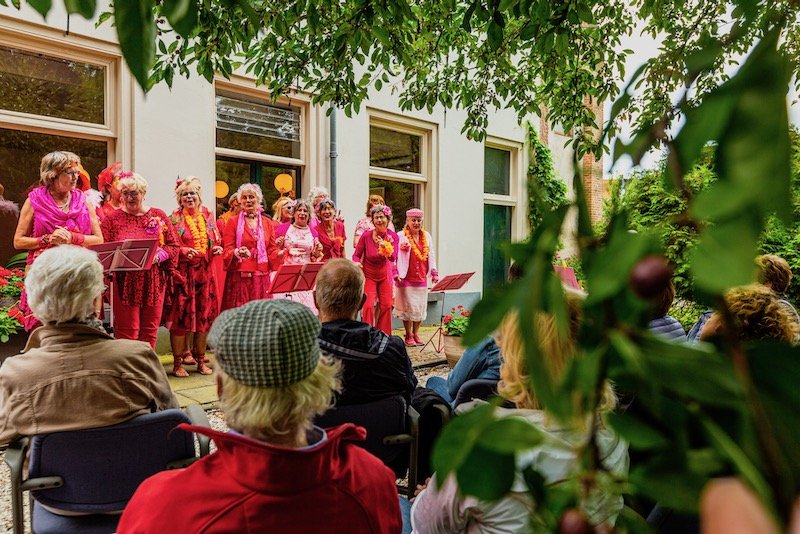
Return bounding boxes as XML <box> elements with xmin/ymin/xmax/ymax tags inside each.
<box><xmin>113</xmin><ymin>285</ymin><xmax>164</xmax><ymax>349</ymax></box>
<box><xmin>362</xmin><ymin>275</ymin><xmax>393</xmax><ymax>335</ymax></box>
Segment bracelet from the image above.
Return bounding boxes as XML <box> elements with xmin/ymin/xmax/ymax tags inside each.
<box><xmin>39</xmin><ymin>234</ymin><xmax>51</xmax><ymax>248</ymax></box>
<box><xmin>71</xmin><ymin>232</ymin><xmax>85</xmax><ymax>246</ymax></box>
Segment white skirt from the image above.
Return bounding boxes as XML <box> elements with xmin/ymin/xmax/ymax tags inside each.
<box><xmin>393</xmin><ymin>286</ymin><xmax>428</xmax><ymax>321</ymax></box>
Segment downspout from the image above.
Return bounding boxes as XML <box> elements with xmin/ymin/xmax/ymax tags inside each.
<box><xmin>329</xmin><ymin>107</ymin><xmax>338</xmax><ymax>203</ymax></box>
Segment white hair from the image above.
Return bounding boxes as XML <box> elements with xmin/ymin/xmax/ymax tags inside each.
<box><xmin>118</xmin><ymin>173</ymin><xmax>148</xmax><ymax>195</ymax></box>
<box><xmin>26</xmin><ymin>246</ymin><xmax>104</xmax><ymax>324</ymax></box>
<box><xmin>236</xmin><ymin>182</ymin><xmax>264</xmax><ymax>204</ymax></box>
<box><xmin>307</xmin><ymin>186</ymin><xmax>329</xmax><ymax>205</ymax></box>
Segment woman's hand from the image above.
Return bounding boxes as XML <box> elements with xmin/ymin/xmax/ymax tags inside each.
<box><xmin>414</xmin><ymin>478</ymin><xmax>431</xmax><ymax>498</ymax></box>
<box><xmin>182</xmin><ymin>247</ymin><xmax>199</xmax><ymax>259</ymax></box>
<box><xmin>50</xmin><ymin>227</ymin><xmax>71</xmax><ymax>245</ymax></box>
<box><xmin>276</xmin><ymin>236</ymin><xmax>285</xmax><ymax>248</ymax></box>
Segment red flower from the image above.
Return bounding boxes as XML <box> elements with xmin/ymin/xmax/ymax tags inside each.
<box><xmin>15</xmin><ymin>281</ymin><xmax>24</xmax><ymax>288</ymax></box>
<box><xmin>444</xmin><ymin>315</ymin><xmax>453</xmax><ymax>323</ymax></box>
<box><xmin>457</xmin><ymin>304</ymin><xmax>464</xmax><ymax>309</ymax></box>
<box><xmin>0</xmin><ymin>278</ymin><xmax>7</xmax><ymax>287</ymax></box>
<box><xmin>463</xmin><ymin>310</ymin><xmax>472</xmax><ymax>316</ymax></box>
<box><xmin>7</xmin><ymin>307</ymin><xmax>23</xmax><ymax>323</ymax></box>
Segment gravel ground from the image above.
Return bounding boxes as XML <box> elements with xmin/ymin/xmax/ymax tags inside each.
<box><xmin>0</xmin><ymin>360</ymin><xmax>451</xmax><ymax>533</ymax></box>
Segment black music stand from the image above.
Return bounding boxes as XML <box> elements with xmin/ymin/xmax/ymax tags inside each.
<box><xmin>90</xmin><ymin>238</ymin><xmax>159</xmax><ymax>327</ymax></box>
<box><xmin>267</xmin><ymin>262</ymin><xmax>323</xmax><ymax>300</ymax></box>
<box><xmin>421</xmin><ymin>272</ymin><xmax>475</xmax><ymax>353</ymax></box>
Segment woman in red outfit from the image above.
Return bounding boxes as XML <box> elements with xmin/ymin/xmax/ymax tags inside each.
<box><xmin>316</xmin><ymin>198</ymin><xmax>346</xmax><ymax>262</ymax></box>
<box><xmin>165</xmin><ymin>177</ymin><xmax>222</xmax><ymax>377</ymax></box>
<box><xmin>352</xmin><ymin>204</ymin><xmax>398</xmax><ymax>335</ymax></box>
<box><xmin>221</xmin><ymin>183</ymin><xmax>278</xmax><ymax>310</ymax></box>
<box><xmin>101</xmin><ymin>173</ymin><xmax>179</xmax><ymax>348</ymax></box>
<box><xmin>96</xmin><ymin>161</ymin><xmax>125</xmax><ymax>220</ymax></box>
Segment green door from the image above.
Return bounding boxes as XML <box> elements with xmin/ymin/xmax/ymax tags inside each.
<box><xmin>483</xmin><ymin>204</ymin><xmax>511</xmax><ymax>293</ymax></box>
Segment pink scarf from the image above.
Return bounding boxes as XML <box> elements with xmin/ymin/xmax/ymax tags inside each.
<box><xmin>235</xmin><ymin>212</ymin><xmax>269</xmax><ymax>266</ymax></box>
<box><xmin>29</xmin><ymin>186</ymin><xmax>92</xmax><ymax>237</ymax></box>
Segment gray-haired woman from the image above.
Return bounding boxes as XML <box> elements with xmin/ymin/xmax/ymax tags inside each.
<box><xmin>0</xmin><ymin>245</ymin><xmax>178</xmax><ymax>445</ymax></box>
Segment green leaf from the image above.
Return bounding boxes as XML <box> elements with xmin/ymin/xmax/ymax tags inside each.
<box><xmin>607</xmin><ymin>411</ymin><xmax>668</xmax><ymax>450</ymax></box>
<box><xmin>114</xmin><ymin>0</ymin><xmax>157</xmax><ymax>92</ymax></box>
<box><xmin>629</xmin><ymin>461</ymin><xmax>707</xmax><ymax>512</ymax></box>
<box><xmin>689</xmin><ymin>216</ymin><xmax>759</xmax><ymax>295</ymax></box>
<box><xmin>476</xmin><ymin>417</ymin><xmax>544</xmax><ymax>454</ymax></box>
<box><xmin>27</xmin><ymin>0</ymin><xmax>52</xmax><ymax>17</ymax></box>
<box><xmin>487</xmin><ymin>20</ymin><xmax>504</xmax><ymax>50</ymax></box>
<box><xmin>456</xmin><ymin>444</ymin><xmax>516</xmax><ymax>500</ymax></box>
<box><xmin>64</xmin><ymin>0</ymin><xmax>95</xmax><ymax>18</ymax></box>
<box><xmin>432</xmin><ymin>402</ymin><xmax>497</xmax><ymax>476</ymax></box>
<box><xmin>161</xmin><ymin>0</ymin><xmax>198</xmax><ymax>37</ymax></box>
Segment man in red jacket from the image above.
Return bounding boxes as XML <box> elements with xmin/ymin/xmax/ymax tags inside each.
<box><xmin>118</xmin><ymin>299</ymin><xmax>402</xmax><ymax>533</ymax></box>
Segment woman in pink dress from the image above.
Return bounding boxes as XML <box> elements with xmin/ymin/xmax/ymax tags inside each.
<box><xmin>13</xmin><ymin>151</ymin><xmax>104</xmax><ymax>331</ymax></box>
<box><xmin>352</xmin><ymin>204</ymin><xmax>398</xmax><ymax>335</ymax></box>
<box><xmin>394</xmin><ymin>208</ymin><xmax>439</xmax><ymax>346</ymax></box>
<box><xmin>165</xmin><ymin>177</ymin><xmax>222</xmax><ymax>377</ymax></box>
<box><xmin>352</xmin><ymin>193</ymin><xmax>395</xmax><ymax>248</ymax></box>
<box><xmin>100</xmin><ymin>173</ymin><xmax>179</xmax><ymax>348</ymax></box>
<box><xmin>316</xmin><ymin>198</ymin><xmax>346</xmax><ymax>262</ymax></box>
<box><xmin>274</xmin><ymin>199</ymin><xmax>322</xmax><ymax>311</ymax></box>
<box><xmin>221</xmin><ymin>183</ymin><xmax>279</xmax><ymax>310</ymax></box>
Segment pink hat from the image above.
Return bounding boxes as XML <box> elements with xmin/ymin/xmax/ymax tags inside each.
<box><xmin>406</xmin><ymin>208</ymin><xmax>424</xmax><ymax>218</ymax></box>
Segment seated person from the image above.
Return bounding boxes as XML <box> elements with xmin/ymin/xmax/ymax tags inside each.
<box><xmin>315</xmin><ymin>258</ymin><xmax>417</xmax><ymax>405</ymax></box>
<box><xmin>755</xmin><ymin>254</ymin><xmax>800</xmax><ymax>334</ymax></box>
<box><xmin>118</xmin><ymin>299</ymin><xmax>401</xmax><ymax>533</ymax></box>
<box><xmin>647</xmin><ymin>279</ymin><xmax>686</xmax><ymax>342</ymax></box>
<box><xmin>411</xmin><ymin>289</ymin><xmax>629</xmax><ymax>532</ymax></box>
<box><xmin>426</xmin><ymin>336</ymin><xmax>501</xmax><ymax>405</ymax></box>
<box><xmin>700</xmin><ymin>284</ymin><xmax>799</xmax><ymax>343</ymax></box>
<box><xmin>0</xmin><ymin>246</ymin><xmax>178</xmax><ymax>445</ymax></box>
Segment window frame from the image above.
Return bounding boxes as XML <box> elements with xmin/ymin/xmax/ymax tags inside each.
<box><xmin>482</xmin><ymin>136</ymin><xmax>526</xmax><ymax>239</ymax></box>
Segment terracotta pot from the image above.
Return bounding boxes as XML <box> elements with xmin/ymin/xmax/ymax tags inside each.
<box><xmin>443</xmin><ymin>334</ymin><xmax>465</xmax><ymax>368</ymax></box>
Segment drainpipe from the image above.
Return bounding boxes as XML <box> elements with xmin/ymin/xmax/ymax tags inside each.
<box><xmin>329</xmin><ymin>107</ymin><xmax>338</xmax><ymax>203</ymax></box>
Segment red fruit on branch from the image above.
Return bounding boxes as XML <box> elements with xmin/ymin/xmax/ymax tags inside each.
<box><xmin>558</xmin><ymin>508</ymin><xmax>593</xmax><ymax>534</ymax></box>
<box><xmin>629</xmin><ymin>255</ymin><xmax>672</xmax><ymax>299</ymax></box>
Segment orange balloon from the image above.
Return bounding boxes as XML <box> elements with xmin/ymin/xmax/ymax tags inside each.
<box><xmin>274</xmin><ymin>173</ymin><xmax>294</xmax><ymax>193</ymax></box>
<box><xmin>215</xmin><ymin>180</ymin><xmax>229</xmax><ymax>199</ymax></box>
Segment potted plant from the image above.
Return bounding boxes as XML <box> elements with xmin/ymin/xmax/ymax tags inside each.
<box><xmin>442</xmin><ymin>305</ymin><xmax>471</xmax><ymax>367</ymax></box>
<box><xmin>0</xmin><ymin>267</ymin><xmax>24</xmax><ymax>309</ymax></box>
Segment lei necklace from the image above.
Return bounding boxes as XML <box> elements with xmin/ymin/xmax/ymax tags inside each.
<box><xmin>374</xmin><ymin>231</ymin><xmax>394</xmax><ymax>258</ymax></box>
<box><xmin>404</xmin><ymin>227</ymin><xmax>429</xmax><ymax>261</ymax></box>
<box><xmin>183</xmin><ymin>210</ymin><xmax>209</xmax><ymax>255</ymax></box>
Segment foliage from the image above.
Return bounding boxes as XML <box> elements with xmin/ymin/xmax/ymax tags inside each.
<box><xmin>3</xmin><ymin>1</ymin><xmax>798</xmax><ymax>156</ymax></box>
<box><xmin>527</xmin><ymin>123</ymin><xmax>568</xmax><ymax>231</ymax></box>
<box><xmin>0</xmin><ymin>305</ymin><xmax>23</xmax><ymax>343</ymax></box>
<box><xmin>669</xmin><ymin>299</ymin><xmax>706</xmax><ymax>332</ymax></box>
<box><xmin>0</xmin><ymin>267</ymin><xmax>24</xmax><ymax>300</ymax></box>
<box><xmin>443</xmin><ymin>305</ymin><xmax>471</xmax><ymax>337</ymax></box>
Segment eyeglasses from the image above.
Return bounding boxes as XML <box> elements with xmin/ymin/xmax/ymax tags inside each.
<box><xmin>61</xmin><ymin>169</ymin><xmax>81</xmax><ymax>178</ymax></box>
<box><xmin>121</xmin><ymin>190</ymin><xmax>141</xmax><ymax>198</ymax></box>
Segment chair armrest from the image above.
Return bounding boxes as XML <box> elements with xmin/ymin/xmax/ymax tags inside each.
<box><xmin>5</xmin><ymin>438</ymin><xmax>29</xmax><ymax>534</ymax></box>
<box><xmin>185</xmin><ymin>403</ymin><xmax>212</xmax><ymax>457</ymax></box>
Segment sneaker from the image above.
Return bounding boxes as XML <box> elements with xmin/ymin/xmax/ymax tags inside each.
<box><xmin>404</xmin><ymin>334</ymin><xmax>415</xmax><ymax>346</ymax></box>
<box><xmin>413</xmin><ymin>334</ymin><xmax>424</xmax><ymax>346</ymax></box>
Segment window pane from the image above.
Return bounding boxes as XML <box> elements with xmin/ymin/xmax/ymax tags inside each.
<box><xmin>369</xmin><ymin>178</ymin><xmax>419</xmax><ymax>230</ymax></box>
<box><xmin>216</xmin><ymin>93</ymin><xmax>301</xmax><ymax>159</ymax></box>
<box><xmin>260</xmin><ymin>164</ymin><xmax>299</xmax><ymax>216</ymax></box>
<box><xmin>484</xmin><ymin>147</ymin><xmax>510</xmax><ymax>195</ymax></box>
<box><xmin>369</xmin><ymin>126</ymin><xmax>421</xmax><ymax>173</ymax></box>
<box><xmin>0</xmin><ymin>127</ymin><xmax>107</xmax><ymax>205</ymax></box>
<box><xmin>214</xmin><ymin>159</ymin><xmax>252</xmax><ymax>216</ymax></box>
<box><xmin>483</xmin><ymin>204</ymin><xmax>511</xmax><ymax>292</ymax></box>
<box><xmin>214</xmin><ymin>158</ymin><xmax>301</xmax><ymax>217</ymax></box>
<box><xmin>0</xmin><ymin>45</ymin><xmax>105</xmax><ymax>124</ymax></box>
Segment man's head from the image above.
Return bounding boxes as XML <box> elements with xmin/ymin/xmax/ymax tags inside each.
<box><xmin>755</xmin><ymin>254</ymin><xmax>793</xmax><ymax>295</ymax></box>
<box><xmin>314</xmin><ymin>259</ymin><xmax>366</xmax><ymax>322</ymax></box>
<box><xmin>208</xmin><ymin>299</ymin><xmax>340</xmax><ymax>442</ymax></box>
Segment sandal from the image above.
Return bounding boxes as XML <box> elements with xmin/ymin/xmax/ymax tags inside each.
<box><xmin>181</xmin><ymin>350</ymin><xmax>197</xmax><ymax>366</ymax></box>
<box><xmin>196</xmin><ymin>356</ymin><xmax>213</xmax><ymax>375</ymax></box>
<box><xmin>413</xmin><ymin>334</ymin><xmax>424</xmax><ymax>346</ymax></box>
<box><xmin>404</xmin><ymin>334</ymin><xmax>415</xmax><ymax>347</ymax></box>
<box><xmin>172</xmin><ymin>355</ymin><xmax>189</xmax><ymax>377</ymax></box>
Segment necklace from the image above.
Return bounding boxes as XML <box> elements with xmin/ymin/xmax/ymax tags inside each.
<box><xmin>183</xmin><ymin>209</ymin><xmax>209</xmax><ymax>255</ymax></box>
<box><xmin>53</xmin><ymin>191</ymin><xmax>71</xmax><ymax>211</ymax></box>
<box><xmin>404</xmin><ymin>227</ymin><xmax>429</xmax><ymax>261</ymax></box>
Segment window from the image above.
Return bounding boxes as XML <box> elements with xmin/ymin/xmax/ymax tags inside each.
<box><xmin>482</xmin><ymin>141</ymin><xmax>522</xmax><ymax>293</ymax></box>
<box><xmin>368</xmin><ymin>114</ymin><xmax>433</xmax><ymax>231</ymax></box>
<box><xmin>214</xmin><ymin>83</ymin><xmax>307</xmax><ymax>216</ymax></box>
<box><xmin>0</xmin><ymin>32</ymin><xmax>118</xmax><ymax>206</ymax></box>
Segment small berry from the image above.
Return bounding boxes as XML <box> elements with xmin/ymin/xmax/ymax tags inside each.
<box><xmin>559</xmin><ymin>508</ymin><xmax>593</xmax><ymax>534</ymax></box>
<box><xmin>629</xmin><ymin>255</ymin><xmax>672</xmax><ymax>299</ymax></box>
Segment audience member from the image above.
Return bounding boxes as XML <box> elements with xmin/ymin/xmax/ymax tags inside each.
<box><xmin>315</xmin><ymin>258</ymin><xmax>417</xmax><ymax>405</ymax></box>
<box><xmin>118</xmin><ymin>299</ymin><xmax>401</xmax><ymax>533</ymax></box>
<box><xmin>700</xmin><ymin>284</ymin><xmax>799</xmax><ymax>343</ymax></box>
<box><xmin>411</xmin><ymin>289</ymin><xmax>629</xmax><ymax>532</ymax></box>
<box><xmin>755</xmin><ymin>254</ymin><xmax>800</xmax><ymax>332</ymax></box>
<box><xmin>647</xmin><ymin>279</ymin><xmax>686</xmax><ymax>342</ymax></box>
<box><xmin>0</xmin><ymin>246</ymin><xmax>178</xmax><ymax>444</ymax></box>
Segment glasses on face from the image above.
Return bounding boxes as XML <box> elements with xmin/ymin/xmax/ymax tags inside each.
<box><xmin>61</xmin><ymin>169</ymin><xmax>81</xmax><ymax>178</ymax></box>
<box><xmin>121</xmin><ymin>190</ymin><xmax>141</xmax><ymax>198</ymax></box>
<box><xmin>181</xmin><ymin>191</ymin><xmax>198</xmax><ymax>197</ymax></box>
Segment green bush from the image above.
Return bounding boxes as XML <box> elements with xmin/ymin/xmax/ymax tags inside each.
<box><xmin>526</xmin><ymin>124</ymin><xmax>568</xmax><ymax>231</ymax></box>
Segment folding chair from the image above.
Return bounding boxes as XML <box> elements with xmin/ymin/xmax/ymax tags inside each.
<box><xmin>4</xmin><ymin>405</ymin><xmax>211</xmax><ymax>534</ymax></box>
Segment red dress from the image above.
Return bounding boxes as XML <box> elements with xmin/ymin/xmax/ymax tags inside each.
<box><xmin>317</xmin><ymin>220</ymin><xmax>347</xmax><ymax>261</ymax></box>
<box><xmin>164</xmin><ymin>207</ymin><xmax>221</xmax><ymax>334</ymax></box>
<box><xmin>221</xmin><ymin>213</ymin><xmax>279</xmax><ymax>310</ymax></box>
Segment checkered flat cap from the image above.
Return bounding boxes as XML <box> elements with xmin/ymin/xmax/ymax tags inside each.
<box><xmin>208</xmin><ymin>299</ymin><xmax>321</xmax><ymax>387</ymax></box>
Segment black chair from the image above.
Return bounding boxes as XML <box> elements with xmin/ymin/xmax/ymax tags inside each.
<box><xmin>453</xmin><ymin>378</ymin><xmax>507</xmax><ymax>409</ymax></box>
<box><xmin>4</xmin><ymin>405</ymin><xmax>211</xmax><ymax>534</ymax></box>
<box><xmin>316</xmin><ymin>395</ymin><xmax>422</xmax><ymax>498</ymax></box>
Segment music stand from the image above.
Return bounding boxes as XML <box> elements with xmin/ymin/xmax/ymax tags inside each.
<box><xmin>267</xmin><ymin>263</ymin><xmax>323</xmax><ymax>300</ymax></box>
<box><xmin>90</xmin><ymin>238</ymin><xmax>159</xmax><ymax>328</ymax></box>
<box><xmin>421</xmin><ymin>272</ymin><xmax>475</xmax><ymax>353</ymax></box>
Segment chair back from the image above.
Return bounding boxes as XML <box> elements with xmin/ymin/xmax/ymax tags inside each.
<box><xmin>315</xmin><ymin>395</ymin><xmax>407</xmax><ymax>468</ymax></box>
<box><xmin>27</xmin><ymin>409</ymin><xmax>195</xmax><ymax>514</ymax></box>
<box><xmin>453</xmin><ymin>379</ymin><xmax>502</xmax><ymax>408</ymax></box>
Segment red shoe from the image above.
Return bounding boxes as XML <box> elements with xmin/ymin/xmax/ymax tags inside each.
<box><xmin>404</xmin><ymin>334</ymin><xmax>415</xmax><ymax>347</ymax></box>
<box><xmin>413</xmin><ymin>334</ymin><xmax>424</xmax><ymax>346</ymax></box>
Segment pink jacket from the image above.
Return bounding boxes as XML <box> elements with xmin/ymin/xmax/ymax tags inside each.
<box><xmin>118</xmin><ymin>423</ymin><xmax>402</xmax><ymax>533</ymax></box>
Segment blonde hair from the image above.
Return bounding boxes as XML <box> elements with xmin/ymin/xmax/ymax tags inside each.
<box><xmin>721</xmin><ymin>284</ymin><xmax>798</xmax><ymax>342</ymax></box>
<box><xmin>175</xmin><ymin>176</ymin><xmax>203</xmax><ymax>206</ymax></box>
<box><xmin>498</xmin><ymin>289</ymin><xmax>616</xmax><ymax>412</ymax></box>
<box><xmin>25</xmin><ymin>246</ymin><xmax>104</xmax><ymax>324</ymax></box>
<box><xmin>756</xmin><ymin>254</ymin><xmax>793</xmax><ymax>295</ymax></box>
<box><xmin>272</xmin><ymin>196</ymin><xmax>292</xmax><ymax>219</ymax></box>
<box><xmin>40</xmin><ymin>151</ymin><xmax>81</xmax><ymax>187</ymax></box>
<box><xmin>219</xmin><ymin>357</ymin><xmax>341</xmax><ymax>442</ymax></box>
<box><xmin>365</xmin><ymin>194</ymin><xmax>385</xmax><ymax>216</ymax></box>
<box><xmin>118</xmin><ymin>173</ymin><xmax>148</xmax><ymax>195</ymax></box>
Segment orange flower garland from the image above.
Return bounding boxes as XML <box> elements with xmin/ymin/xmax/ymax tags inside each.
<box><xmin>403</xmin><ymin>227</ymin><xmax>429</xmax><ymax>261</ymax></box>
<box><xmin>183</xmin><ymin>210</ymin><xmax>209</xmax><ymax>255</ymax></box>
